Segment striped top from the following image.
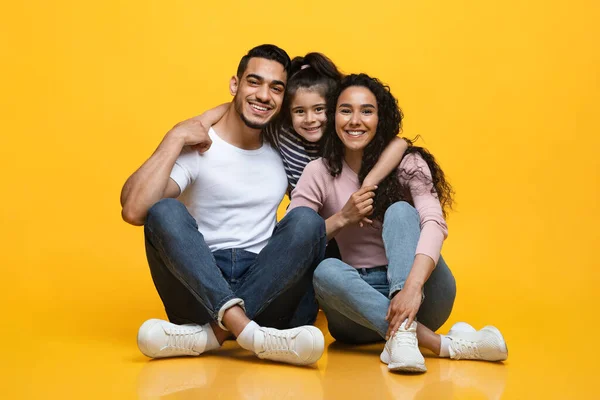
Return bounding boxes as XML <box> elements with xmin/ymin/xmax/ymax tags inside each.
<box><xmin>272</xmin><ymin>127</ymin><xmax>320</xmax><ymax>191</ymax></box>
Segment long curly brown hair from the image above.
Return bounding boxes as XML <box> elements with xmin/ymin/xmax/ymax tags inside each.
<box><xmin>321</xmin><ymin>73</ymin><xmax>454</xmax><ymax>221</ymax></box>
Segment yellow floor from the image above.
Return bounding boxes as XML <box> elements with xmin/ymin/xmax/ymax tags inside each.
<box><xmin>9</xmin><ymin>309</ymin><xmax>597</xmax><ymax>399</ymax></box>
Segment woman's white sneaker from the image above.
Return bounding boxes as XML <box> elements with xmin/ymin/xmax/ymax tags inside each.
<box><xmin>253</xmin><ymin>325</ymin><xmax>324</xmax><ymax>366</ymax></box>
<box><xmin>447</xmin><ymin>325</ymin><xmax>508</xmax><ymax>361</ymax></box>
<box><xmin>380</xmin><ymin>321</ymin><xmax>426</xmax><ymax>373</ymax></box>
<box><xmin>137</xmin><ymin>319</ymin><xmax>208</xmax><ymax>358</ymax></box>
<box><xmin>448</xmin><ymin>322</ymin><xmax>477</xmax><ymax>335</ymax></box>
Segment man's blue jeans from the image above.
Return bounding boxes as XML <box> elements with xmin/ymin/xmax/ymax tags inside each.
<box><xmin>313</xmin><ymin>201</ymin><xmax>456</xmax><ymax>344</ymax></box>
<box><xmin>144</xmin><ymin>198</ymin><xmax>326</xmax><ymax>330</ymax></box>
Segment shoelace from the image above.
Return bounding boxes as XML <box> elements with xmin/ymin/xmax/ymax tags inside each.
<box><xmin>165</xmin><ymin>326</ymin><xmax>201</xmax><ymax>352</ymax></box>
<box><xmin>392</xmin><ymin>328</ymin><xmax>417</xmax><ymax>348</ymax></box>
<box><xmin>451</xmin><ymin>338</ymin><xmax>481</xmax><ymax>360</ymax></box>
<box><xmin>262</xmin><ymin>329</ymin><xmax>294</xmax><ymax>355</ymax></box>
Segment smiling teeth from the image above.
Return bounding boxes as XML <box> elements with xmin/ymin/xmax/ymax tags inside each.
<box><xmin>347</xmin><ymin>131</ymin><xmax>364</xmax><ymax>136</ymax></box>
<box><xmin>251</xmin><ymin>104</ymin><xmax>268</xmax><ymax>111</ymax></box>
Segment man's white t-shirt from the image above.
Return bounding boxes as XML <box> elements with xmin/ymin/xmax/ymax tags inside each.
<box><xmin>169</xmin><ymin>127</ymin><xmax>288</xmax><ymax>254</ymax></box>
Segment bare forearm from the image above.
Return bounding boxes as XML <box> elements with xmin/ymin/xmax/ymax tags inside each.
<box><xmin>120</xmin><ymin>133</ymin><xmax>184</xmax><ymax>225</ymax></box>
<box><xmin>404</xmin><ymin>254</ymin><xmax>436</xmax><ymax>291</ymax></box>
<box><xmin>325</xmin><ymin>213</ymin><xmax>348</xmax><ymax>241</ymax></box>
<box><xmin>363</xmin><ymin>137</ymin><xmax>408</xmax><ymax>186</ymax></box>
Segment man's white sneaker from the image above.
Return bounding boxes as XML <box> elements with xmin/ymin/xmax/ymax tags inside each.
<box><xmin>253</xmin><ymin>325</ymin><xmax>324</xmax><ymax>366</ymax></box>
<box><xmin>380</xmin><ymin>321</ymin><xmax>426</xmax><ymax>372</ymax></box>
<box><xmin>447</xmin><ymin>325</ymin><xmax>508</xmax><ymax>361</ymax></box>
<box><xmin>137</xmin><ymin>319</ymin><xmax>208</xmax><ymax>359</ymax></box>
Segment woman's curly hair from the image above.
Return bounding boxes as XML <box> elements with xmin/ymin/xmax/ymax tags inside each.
<box><xmin>321</xmin><ymin>73</ymin><xmax>454</xmax><ymax>221</ymax></box>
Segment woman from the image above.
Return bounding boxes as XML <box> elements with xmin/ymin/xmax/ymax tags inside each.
<box><xmin>289</xmin><ymin>73</ymin><xmax>508</xmax><ymax>372</ymax></box>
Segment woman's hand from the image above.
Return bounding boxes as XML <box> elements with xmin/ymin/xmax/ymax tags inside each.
<box><xmin>339</xmin><ymin>185</ymin><xmax>377</xmax><ymax>227</ymax></box>
<box><xmin>385</xmin><ymin>284</ymin><xmax>422</xmax><ymax>339</ymax></box>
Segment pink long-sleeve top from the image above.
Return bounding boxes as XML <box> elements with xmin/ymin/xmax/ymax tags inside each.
<box><xmin>288</xmin><ymin>153</ymin><xmax>448</xmax><ymax>269</ymax></box>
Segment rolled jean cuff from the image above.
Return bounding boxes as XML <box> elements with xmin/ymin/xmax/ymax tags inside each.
<box><xmin>217</xmin><ymin>297</ymin><xmax>246</xmax><ymax>330</ymax></box>
<box><xmin>389</xmin><ymin>284</ymin><xmax>404</xmax><ymax>299</ymax></box>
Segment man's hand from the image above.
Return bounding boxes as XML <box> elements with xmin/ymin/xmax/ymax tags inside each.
<box><xmin>339</xmin><ymin>185</ymin><xmax>377</xmax><ymax>227</ymax></box>
<box><xmin>168</xmin><ymin>117</ymin><xmax>212</xmax><ymax>153</ymax></box>
<box><xmin>385</xmin><ymin>285</ymin><xmax>422</xmax><ymax>339</ymax></box>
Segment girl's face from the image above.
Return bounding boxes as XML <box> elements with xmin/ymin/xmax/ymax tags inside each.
<box><xmin>290</xmin><ymin>87</ymin><xmax>327</xmax><ymax>142</ymax></box>
<box><xmin>335</xmin><ymin>86</ymin><xmax>378</xmax><ymax>153</ymax></box>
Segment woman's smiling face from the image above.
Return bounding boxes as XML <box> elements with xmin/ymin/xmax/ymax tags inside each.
<box><xmin>335</xmin><ymin>85</ymin><xmax>379</xmax><ymax>154</ymax></box>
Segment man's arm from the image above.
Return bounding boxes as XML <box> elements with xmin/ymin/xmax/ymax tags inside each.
<box><xmin>120</xmin><ymin>117</ymin><xmax>210</xmax><ymax>226</ymax></box>
<box><xmin>362</xmin><ymin>136</ymin><xmax>409</xmax><ymax>187</ymax></box>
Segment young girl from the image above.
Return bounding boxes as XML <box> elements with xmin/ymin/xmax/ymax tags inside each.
<box><xmin>289</xmin><ymin>73</ymin><xmax>508</xmax><ymax>373</ymax></box>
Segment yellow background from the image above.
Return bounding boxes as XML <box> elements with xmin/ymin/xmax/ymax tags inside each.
<box><xmin>2</xmin><ymin>0</ymin><xmax>599</xmax><ymax>398</ymax></box>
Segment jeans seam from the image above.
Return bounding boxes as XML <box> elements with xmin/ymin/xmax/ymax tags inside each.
<box><xmin>231</xmin><ymin>249</ymin><xmax>236</xmax><ymax>282</ymax></box>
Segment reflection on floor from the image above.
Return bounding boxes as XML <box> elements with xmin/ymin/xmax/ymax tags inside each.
<box><xmin>14</xmin><ymin>311</ymin><xmax>595</xmax><ymax>399</ymax></box>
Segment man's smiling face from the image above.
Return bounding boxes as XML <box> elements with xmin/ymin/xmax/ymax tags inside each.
<box><xmin>232</xmin><ymin>57</ymin><xmax>287</xmax><ymax>129</ymax></box>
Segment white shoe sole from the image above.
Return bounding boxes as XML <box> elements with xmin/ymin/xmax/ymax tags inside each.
<box><xmin>380</xmin><ymin>348</ymin><xmax>427</xmax><ymax>372</ymax></box>
<box><xmin>388</xmin><ymin>362</ymin><xmax>427</xmax><ymax>373</ymax></box>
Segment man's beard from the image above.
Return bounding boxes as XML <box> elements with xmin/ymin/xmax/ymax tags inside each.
<box><xmin>234</xmin><ymin>96</ymin><xmax>273</xmax><ymax>130</ymax></box>
<box><xmin>240</xmin><ymin>113</ymin><xmax>269</xmax><ymax>130</ymax></box>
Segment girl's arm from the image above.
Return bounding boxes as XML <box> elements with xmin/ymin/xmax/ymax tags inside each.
<box><xmin>188</xmin><ymin>103</ymin><xmax>229</xmax><ymax>152</ymax></box>
<box><xmin>362</xmin><ymin>137</ymin><xmax>409</xmax><ymax>187</ymax></box>
<box><xmin>196</xmin><ymin>103</ymin><xmax>228</xmax><ymax>126</ymax></box>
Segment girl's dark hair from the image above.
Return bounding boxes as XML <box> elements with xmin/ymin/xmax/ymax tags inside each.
<box><xmin>321</xmin><ymin>73</ymin><xmax>454</xmax><ymax>220</ymax></box>
<box><xmin>286</xmin><ymin>52</ymin><xmax>342</xmax><ymax>100</ymax></box>
<box><xmin>265</xmin><ymin>53</ymin><xmax>343</xmax><ymax>146</ymax></box>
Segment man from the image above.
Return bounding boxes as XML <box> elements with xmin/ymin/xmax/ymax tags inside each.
<box><xmin>120</xmin><ymin>44</ymin><xmax>326</xmax><ymax>366</ymax></box>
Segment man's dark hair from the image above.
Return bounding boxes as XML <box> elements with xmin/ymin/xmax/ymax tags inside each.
<box><xmin>236</xmin><ymin>44</ymin><xmax>291</xmax><ymax>78</ymax></box>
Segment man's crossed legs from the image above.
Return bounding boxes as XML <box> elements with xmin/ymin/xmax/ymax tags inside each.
<box><xmin>139</xmin><ymin>199</ymin><xmax>326</xmax><ymax>365</ymax></box>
